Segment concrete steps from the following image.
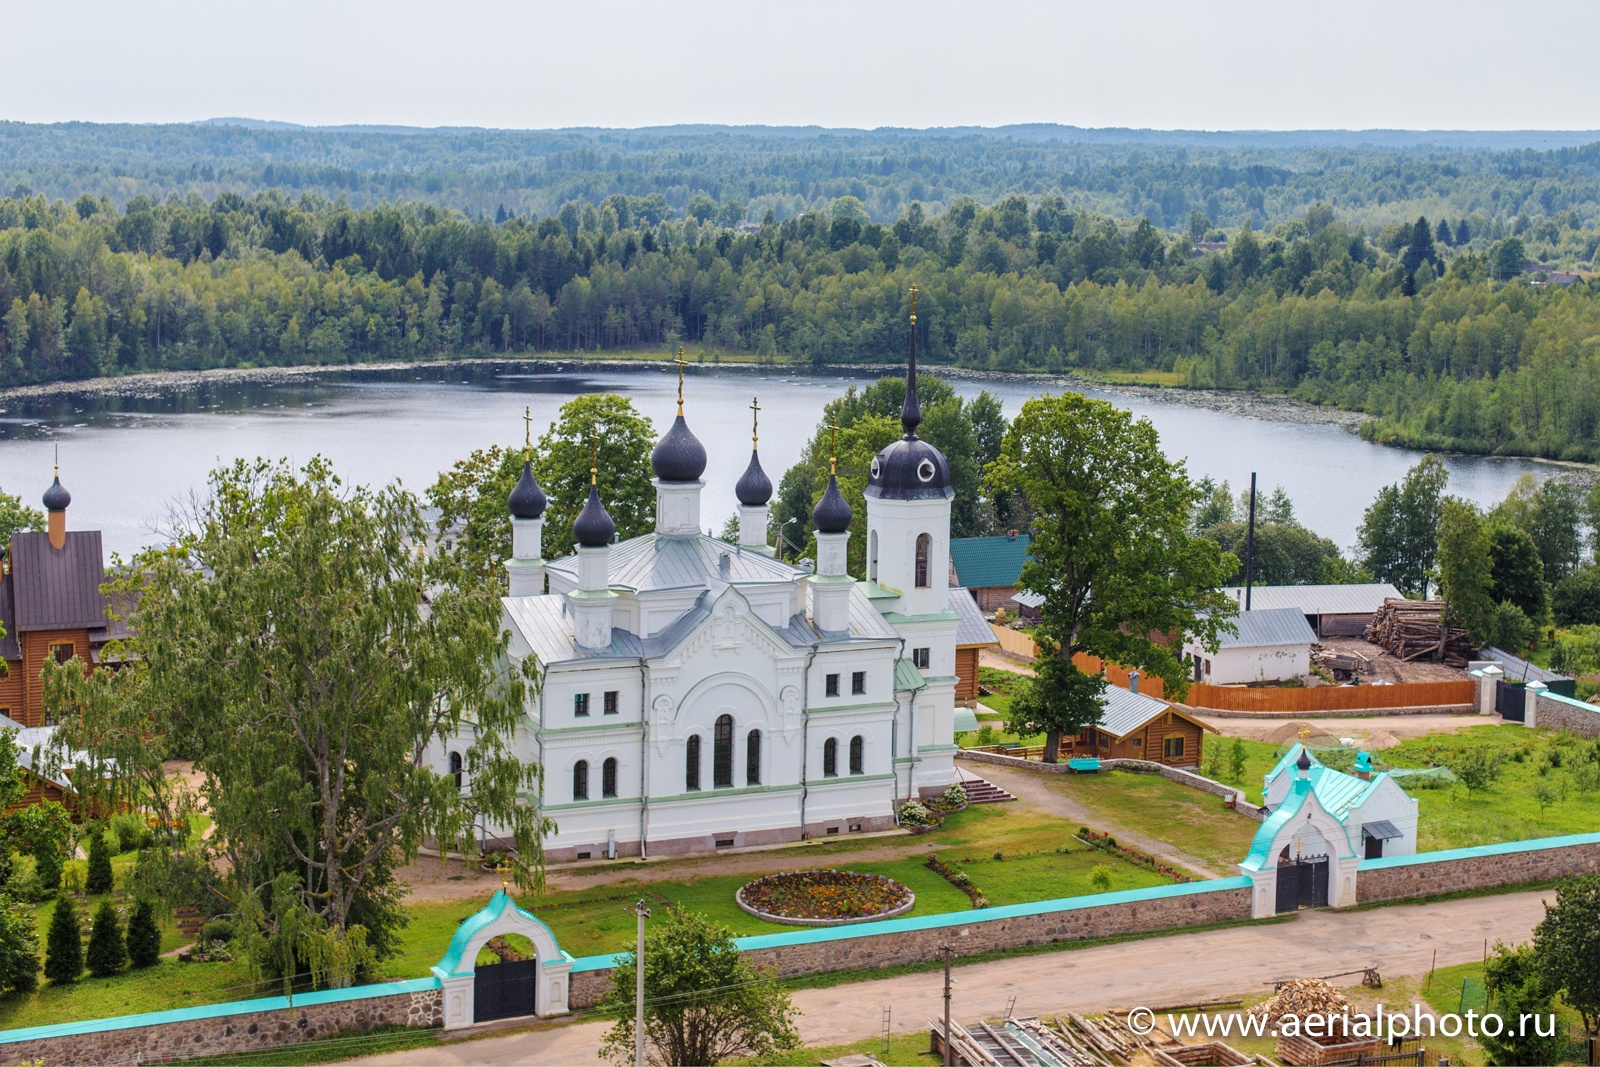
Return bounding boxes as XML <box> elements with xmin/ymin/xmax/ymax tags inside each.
<box><xmin>958</xmin><ymin>777</ymin><xmax>1016</xmax><ymax>805</ymax></box>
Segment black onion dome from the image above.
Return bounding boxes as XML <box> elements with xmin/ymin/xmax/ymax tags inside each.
<box><xmin>864</xmin><ymin>437</ymin><xmax>953</xmax><ymax>501</ymax></box>
<box><xmin>573</xmin><ymin>484</ymin><xmax>615</xmax><ymax>548</ymax></box>
<box><xmin>735</xmin><ymin>450</ymin><xmax>772</xmax><ymax>506</ymax></box>
<box><xmin>1296</xmin><ymin>749</ymin><xmax>1312</xmax><ymax>772</ymax></box>
<box><xmin>650</xmin><ymin>415</ymin><xmax>708</xmax><ymax>482</ymax></box>
<box><xmin>42</xmin><ymin>476</ymin><xmax>70</xmax><ymax>512</ymax></box>
<box><xmin>812</xmin><ymin>474</ymin><xmax>853</xmax><ymax>534</ymax></box>
<box><xmin>507</xmin><ymin>462</ymin><xmax>547</xmax><ymax>519</ymax></box>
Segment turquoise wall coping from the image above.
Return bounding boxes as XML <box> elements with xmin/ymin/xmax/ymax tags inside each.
<box><xmin>0</xmin><ymin>975</ymin><xmax>441</xmax><ymax>1046</ymax></box>
<box><xmin>1540</xmin><ymin>691</ymin><xmax>1600</xmax><ymax>714</ymax></box>
<box><xmin>1357</xmin><ymin>831</ymin><xmax>1600</xmax><ymax>871</ymax></box>
<box><xmin>568</xmin><ymin>875</ymin><xmax>1252</xmax><ymax>973</ymax></box>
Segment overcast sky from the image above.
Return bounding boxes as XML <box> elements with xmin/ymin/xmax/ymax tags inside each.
<box><xmin>3</xmin><ymin>0</ymin><xmax>1595</xmax><ymax>131</ymax></box>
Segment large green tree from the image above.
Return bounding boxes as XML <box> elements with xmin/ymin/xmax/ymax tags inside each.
<box><xmin>1494</xmin><ymin>474</ymin><xmax>1586</xmax><ymax>584</ymax></box>
<box><xmin>1357</xmin><ymin>455</ymin><xmax>1449</xmax><ymax>598</ymax></box>
<box><xmin>774</xmin><ymin>375</ymin><xmax>1006</xmax><ymax>558</ymax></box>
<box><xmin>429</xmin><ymin>394</ymin><xmax>656</xmax><ymax>584</ymax></box>
<box><xmin>1435</xmin><ymin>500</ymin><xmax>1495</xmax><ymax>645</ymax></box>
<box><xmin>1534</xmin><ymin>873</ymin><xmax>1600</xmax><ymax>1038</ymax></box>
<box><xmin>1487</xmin><ymin>523</ymin><xmax>1550</xmax><ymax>623</ymax></box>
<box><xmin>597</xmin><ymin>910</ymin><xmax>801</xmax><ymax>1067</ymax></box>
<box><xmin>119</xmin><ymin>457</ymin><xmax>550</xmax><ymax>985</ymax></box>
<box><xmin>1193</xmin><ymin>483</ymin><xmax>1344</xmax><ymax>587</ymax></box>
<box><xmin>985</xmin><ymin>393</ymin><xmax>1236</xmax><ymax>760</ymax></box>
<box><xmin>1480</xmin><ymin>941</ymin><xmax>1566</xmax><ymax>1067</ymax></box>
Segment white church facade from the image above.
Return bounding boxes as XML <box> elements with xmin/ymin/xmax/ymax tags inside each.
<box><xmin>439</xmin><ymin>308</ymin><xmax>962</xmax><ymax>862</ymax></box>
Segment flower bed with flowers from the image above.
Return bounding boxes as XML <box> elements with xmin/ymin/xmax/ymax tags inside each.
<box><xmin>736</xmin><ymin>870</ymin><xmax>916</xmax><ymax>926</ymax></box>
<box><xmin>1076</xmin><ymin>827</ymin><xmax>1193</xmax><ymax>883</ymax></box>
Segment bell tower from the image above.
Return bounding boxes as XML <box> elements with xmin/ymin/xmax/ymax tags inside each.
<box><xmin>863</xmin><ymin>284</ymin><xmax>953</xmax><ymax>616</ymax></box>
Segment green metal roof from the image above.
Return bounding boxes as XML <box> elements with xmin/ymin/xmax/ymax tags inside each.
<box><xmin>953</xmin><ymin>707</ymin><xmax>979</xmax><ymax>733</ymax></box>
<box><xmin>949</xmin><ymin>534</ymin><xmax>1032</xmax><ymax>589</ymax></box>
<box><xmin>895</xmin><ymin>658</ymin><xmax>928</xmax><ymax>692</ymax></box>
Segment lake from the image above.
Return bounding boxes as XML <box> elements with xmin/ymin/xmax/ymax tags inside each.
<box><xmin>0</xmin><ymin>362</ymin><xmax>1585</xmax><ymax>560</ymax></box>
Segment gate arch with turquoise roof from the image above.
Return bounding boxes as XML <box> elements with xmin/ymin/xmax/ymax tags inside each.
<box><xmin>432</xmin><ymin>888</ymin><xmax>574</xmax><ymax>1028</ymax></box>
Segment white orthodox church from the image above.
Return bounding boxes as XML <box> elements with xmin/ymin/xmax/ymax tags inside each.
<box><xmin>438</xmin><ymin>313</ymin><xmax>964</xmax><ymax>862</ymax></box>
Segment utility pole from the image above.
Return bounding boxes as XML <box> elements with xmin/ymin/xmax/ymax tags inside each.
<box><xmin>635</xmin><ymin>899</ymin><xmax>651</xmax><ymax>1067</ymax></box>
<box><xmin>1244</xmin><ymin>471</ymin><xmax>1258</xmax><ymax>611</ymax></box>
<box><xmin>942</xmin><ymin>945</ymin><xmax>954</xmax><ymax>1067</ymax></box>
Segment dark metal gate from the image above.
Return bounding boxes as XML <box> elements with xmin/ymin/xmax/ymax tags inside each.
<box><xmin>474</xmin><ymin>958</ymin><xmax>537</xmax><ymax>1022</ymax></box>
<box><xmin>1496</xmin><ymin>680</ymin><xmax>1526</xmax><ymax>722</ymax></box>
<box><xmin>1275</xmin><ymin>855</ymin><xmax>1330</xmax><ymax>913</ymax></box>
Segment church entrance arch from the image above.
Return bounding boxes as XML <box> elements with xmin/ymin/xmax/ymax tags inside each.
<box><xmin>433</xmin><ymin>889</ymin><xmax>572</xmax><ymax>1029</ymax></box>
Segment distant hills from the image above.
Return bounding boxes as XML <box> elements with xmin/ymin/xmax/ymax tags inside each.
<box><xmin>194</xmin><ymin>117</ymin><xmax>1600</xmax><ymax>152</ymax></box>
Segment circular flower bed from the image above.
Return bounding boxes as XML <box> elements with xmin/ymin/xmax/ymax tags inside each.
<box><xmin>736</xmin><ymin>869</ymin><xmax>915</xmax><ymax>926</ymax></box>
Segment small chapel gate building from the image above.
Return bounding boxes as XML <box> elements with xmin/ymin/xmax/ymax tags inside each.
<box><xmin>432</xmin><ymin>889</ymin><xmax>574</xmax><ymax>1029</ymax></box>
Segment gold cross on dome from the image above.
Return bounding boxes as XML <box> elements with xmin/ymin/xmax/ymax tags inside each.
<box><xmin>909</xmin><ymin>282</ymin><xmax>918</xmax><ymax>324</ymax></box>
<box><xmin>523</xmin><ymin>406</ymin><xmax>532</xmax><ymax>462</ymax></box>
<box><xmin>827</xmin><ymin>419</ymin><xmax>840</xmax><ymax>475</ymax></box>
<box><xmin>673</xmin><ymin>345</ymin><xmax>689</xmax><ymax>415</ymax></box>
<box><xmin>750</xmin><ymin>396</ymin><xmax>761</xmax><ymax>446</ymax></box>
<box><xmin>589</xmin><ymin>424</ymin><xmax>599</xmax><ymax>485</ymax></box>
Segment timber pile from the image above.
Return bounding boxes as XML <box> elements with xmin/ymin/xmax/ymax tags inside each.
<box><xmin>1310</xmin><ymin>644</ymin><xmax>1370</xmax><ymax>677</ymax></box>
<box><xmin>1364</xmin><ymin>599</ymin><xmax>1474</xmax><ymax>667</ymax></box>
<box><xmin>1249</xmin><ymin>978</ymin><xmax>1351</xmax><ymax>1023</ymax></box>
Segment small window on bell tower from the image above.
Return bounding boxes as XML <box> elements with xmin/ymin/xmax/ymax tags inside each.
<box><xmin>914</xmin><ymin>534</ymin><xmax>931</xmax><ymax>588</ymax></box>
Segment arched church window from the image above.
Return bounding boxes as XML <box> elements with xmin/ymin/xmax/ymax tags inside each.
<box><xmin>448</xmin><ymin>751</ymin><xmax>463</xmax><ymax>791</ymax></box>
<box><xmin>915</xmin><ymin>534</ymin><xmax>931</xmax><ymax>587</ymax></box>
<box><xmin>823</xmin><ymin>737</ymin><xmax>838</xmax><ymax>777</ymax></box>
<box><xmin>746</xmin><ymin>729</ymin><xmax>762</xmax><ymax>786</ymax></box>
<box><xmin>849</xmin><ymin>735</ymin><xmax>864</xmax><ymax>775</ymax></box>
<box><xmin>686</xmin><ymin>736</ymin><xmax>701</xmax><ymax>791</ymax></box>
<box><xmin>868</xmin><ymin>530</ymin><xmax>879</xmax><ymax>582</ymax></box>
<box><xmin>573</xmin><ymin>760</ymin><xmax>589</xmax><ymax>802</ymax></box>
<box><xmin>602</xmin><ymin>757</ymin><xmax>618</xmax><ymax>798</ymax></box>
<box><xmin>713</xmin><ymin>714</ymin><xmax>734</xmax><ymax>788</ymax></box>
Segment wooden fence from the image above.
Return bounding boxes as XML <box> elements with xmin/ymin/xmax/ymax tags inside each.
<box><xmin>985</xmin><ymin>625</ymin><xmax>1170</xmax><ymax>700</ymax></box>
<box><xmin>1185</xmin><ymin>680</ymin><xmax>1474</xmax><ymax>713</ymax></box>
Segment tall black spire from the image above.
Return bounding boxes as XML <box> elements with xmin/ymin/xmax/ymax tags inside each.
<box><xmin>901</xmin><ymin>282</ymin><xmax>921</xmax><ymax>438</ymax></box>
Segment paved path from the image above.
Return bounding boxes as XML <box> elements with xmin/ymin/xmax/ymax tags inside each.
<box><xmin>348</xmin><ymin>889</ymin><xmax>1551</xmax><ymax>1066</ymax></box>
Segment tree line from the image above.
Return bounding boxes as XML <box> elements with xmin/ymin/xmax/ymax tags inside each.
<box><xmin>4</xmin><ymin>190</ymin><xmax>1600</xmax><ymax>459</ymax></box>
<box><xmin>8</xmin><ymin>121</ymin><xmax>1600</xmax><ymax>231</ymax></box>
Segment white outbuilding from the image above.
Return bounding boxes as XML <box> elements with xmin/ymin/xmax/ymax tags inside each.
<box><xmin>1183</xmin><ymin>606</ymin><xmax>1316</xmax><ymax>685</ymax></box>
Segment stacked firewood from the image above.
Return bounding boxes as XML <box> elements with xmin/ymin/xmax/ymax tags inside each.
<box><xmin>1364</xmin><ymin>599</ymin><xmax>1475</xmax><ymax>667</ymax></box>
<box><xmin>1249</xmin><ymin>978</ymin><xmax>1351</xmax><ymax>1022</ymax></box>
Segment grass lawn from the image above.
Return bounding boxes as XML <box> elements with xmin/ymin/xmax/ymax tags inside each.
<box><xmin>941</xmin><ymin>844</ymin><xmax>1172</xmax><ymax>906</ymax></box>
<box><xmin>729</xmin><ymin>1030</ymin><xmax>941</xmax><ymax>1066</ymax></box>
<box><xmin>1045</xmin><ymin>769</ymin><xmax>1260</xmax><ymax>875</ymax></box>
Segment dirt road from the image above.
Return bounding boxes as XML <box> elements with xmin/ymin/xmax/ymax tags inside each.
<box><xmin>1197</xmin><ymin>714</ymin><xmax>1495</xmax><ymax>743</ymax></box>
<box><xmin>348</xmin><ymin>889</ymin><xmax>1551</xmax><ymax>1066</ymax></box>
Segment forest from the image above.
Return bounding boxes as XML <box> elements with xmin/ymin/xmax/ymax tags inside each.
<box><xmin>7</xmin><ymin>121</ymin><xmax>1600</xmax><ymax>230</ymax></box>
<box><xmin>7</xmin><ymin>122</ymin><xmax>1600</xmax><ymax>468</ymax></box>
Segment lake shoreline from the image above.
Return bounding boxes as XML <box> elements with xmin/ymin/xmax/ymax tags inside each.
<box><xmin>0</xmin><ymin>354</ymin><xmax>1368</xmax><ymax>428</ymax></box>
<box><xmin>1</xmin><ymin>355</ymin><xmax>1593</xmax><ymax>474</ymax></box>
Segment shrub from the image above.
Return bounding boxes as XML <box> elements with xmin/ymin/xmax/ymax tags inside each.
<box><xmin>1228</xmin><ymin>738</ymin><xmax>1247</xmax><ymax>781</ymax></box>
<box><xmin>974</xmin><ymin>725</ymin><xmax>997</xmax><ymax>746</ymax></box>
<box><xmin>44</xmin><ymin>897</ymin><xmax>81</xmax><ymax>984</ymax></box>
<box><xmin>943</xmin><ymin>783</ymin><xmax>967</xmax><ymax>809</ymax></box>
<box><xmin>992</xmin><ymin>850</ymin><xmax>1004</xmax><ymax>862</ymax></box>
<box><xmin>201</xmin><ymin>918</ymin><xmax>236</xmax><ymax>944</ymax></box>
<box><xmin>0</xmin><ymin>898</ymin><xmax>39</xmax><ymax>995</ymax></box>
<box><xmin>33</xmin><ymin>838</ymin><xmax>63</xmax><ymax>893</ymax></box>
<box><xmin>62</xmin><ymin>862</ymin><xmax>86</xmax><ymax>895</ymax></box>
<box><xmin>126</xmin><ymin>899</ymin><xmax>161</xmax><ymax>969</ymax></box>
<box><xmin>86</xmin><ymin>901</ymin><xmax>126</xmax><ymax>978</ymax></box>
<box><xmin>896</xmin><ymin>801</ymin><xmax>932</xmax><ymax>826</ymax></box>
<box><xmin>110</xmin><ymin>814</ymin><xmax>149</xmax><ymax>854</ymax></box>
<box><xmin>1089</xmin><ymin>864</ymin><xmax>1114</xmax><ymax>893</ymax></box>
<box><xmin>85</xmin><ymin>830</ymin><xmax>113</xmax><ymax>895</ymax></box>
<box><xmin>1451</xmin><ymin>748</ymin><xmax>1508</xmax><ymax>795</ymax></box>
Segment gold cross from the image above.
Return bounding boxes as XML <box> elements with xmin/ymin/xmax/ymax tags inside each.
<box><xmin>673</xmin><ymin>345</ymin><xmax>689</xmax><ymax>416</ymax></box>
<box><xmin>523</xmin><ymin>406</ymin><xmax>532</xmax><ymax>462</ymax></box>
<box><xmin>589</xmin><ymin>424</ymin><xmax>599</xmax><ymax>485</ymax></box>
<box><xmin>909</xmin><ymin>282</ymin><xmax>918</xmax><ymax>325</ymax></box>
<box><xmin>53</xmin><ymin>438</ymin><xmax>59</xmax><ymax>476</ymax></box>
<box><xmin>750</xmin><ymin>396</ymin><xmax>761</xmax><ymax>447</ymax></box>
<box><xmin>827</xmin><ymin>419</ymin><xmax>839</xmax><ymax>475</ymax></box>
